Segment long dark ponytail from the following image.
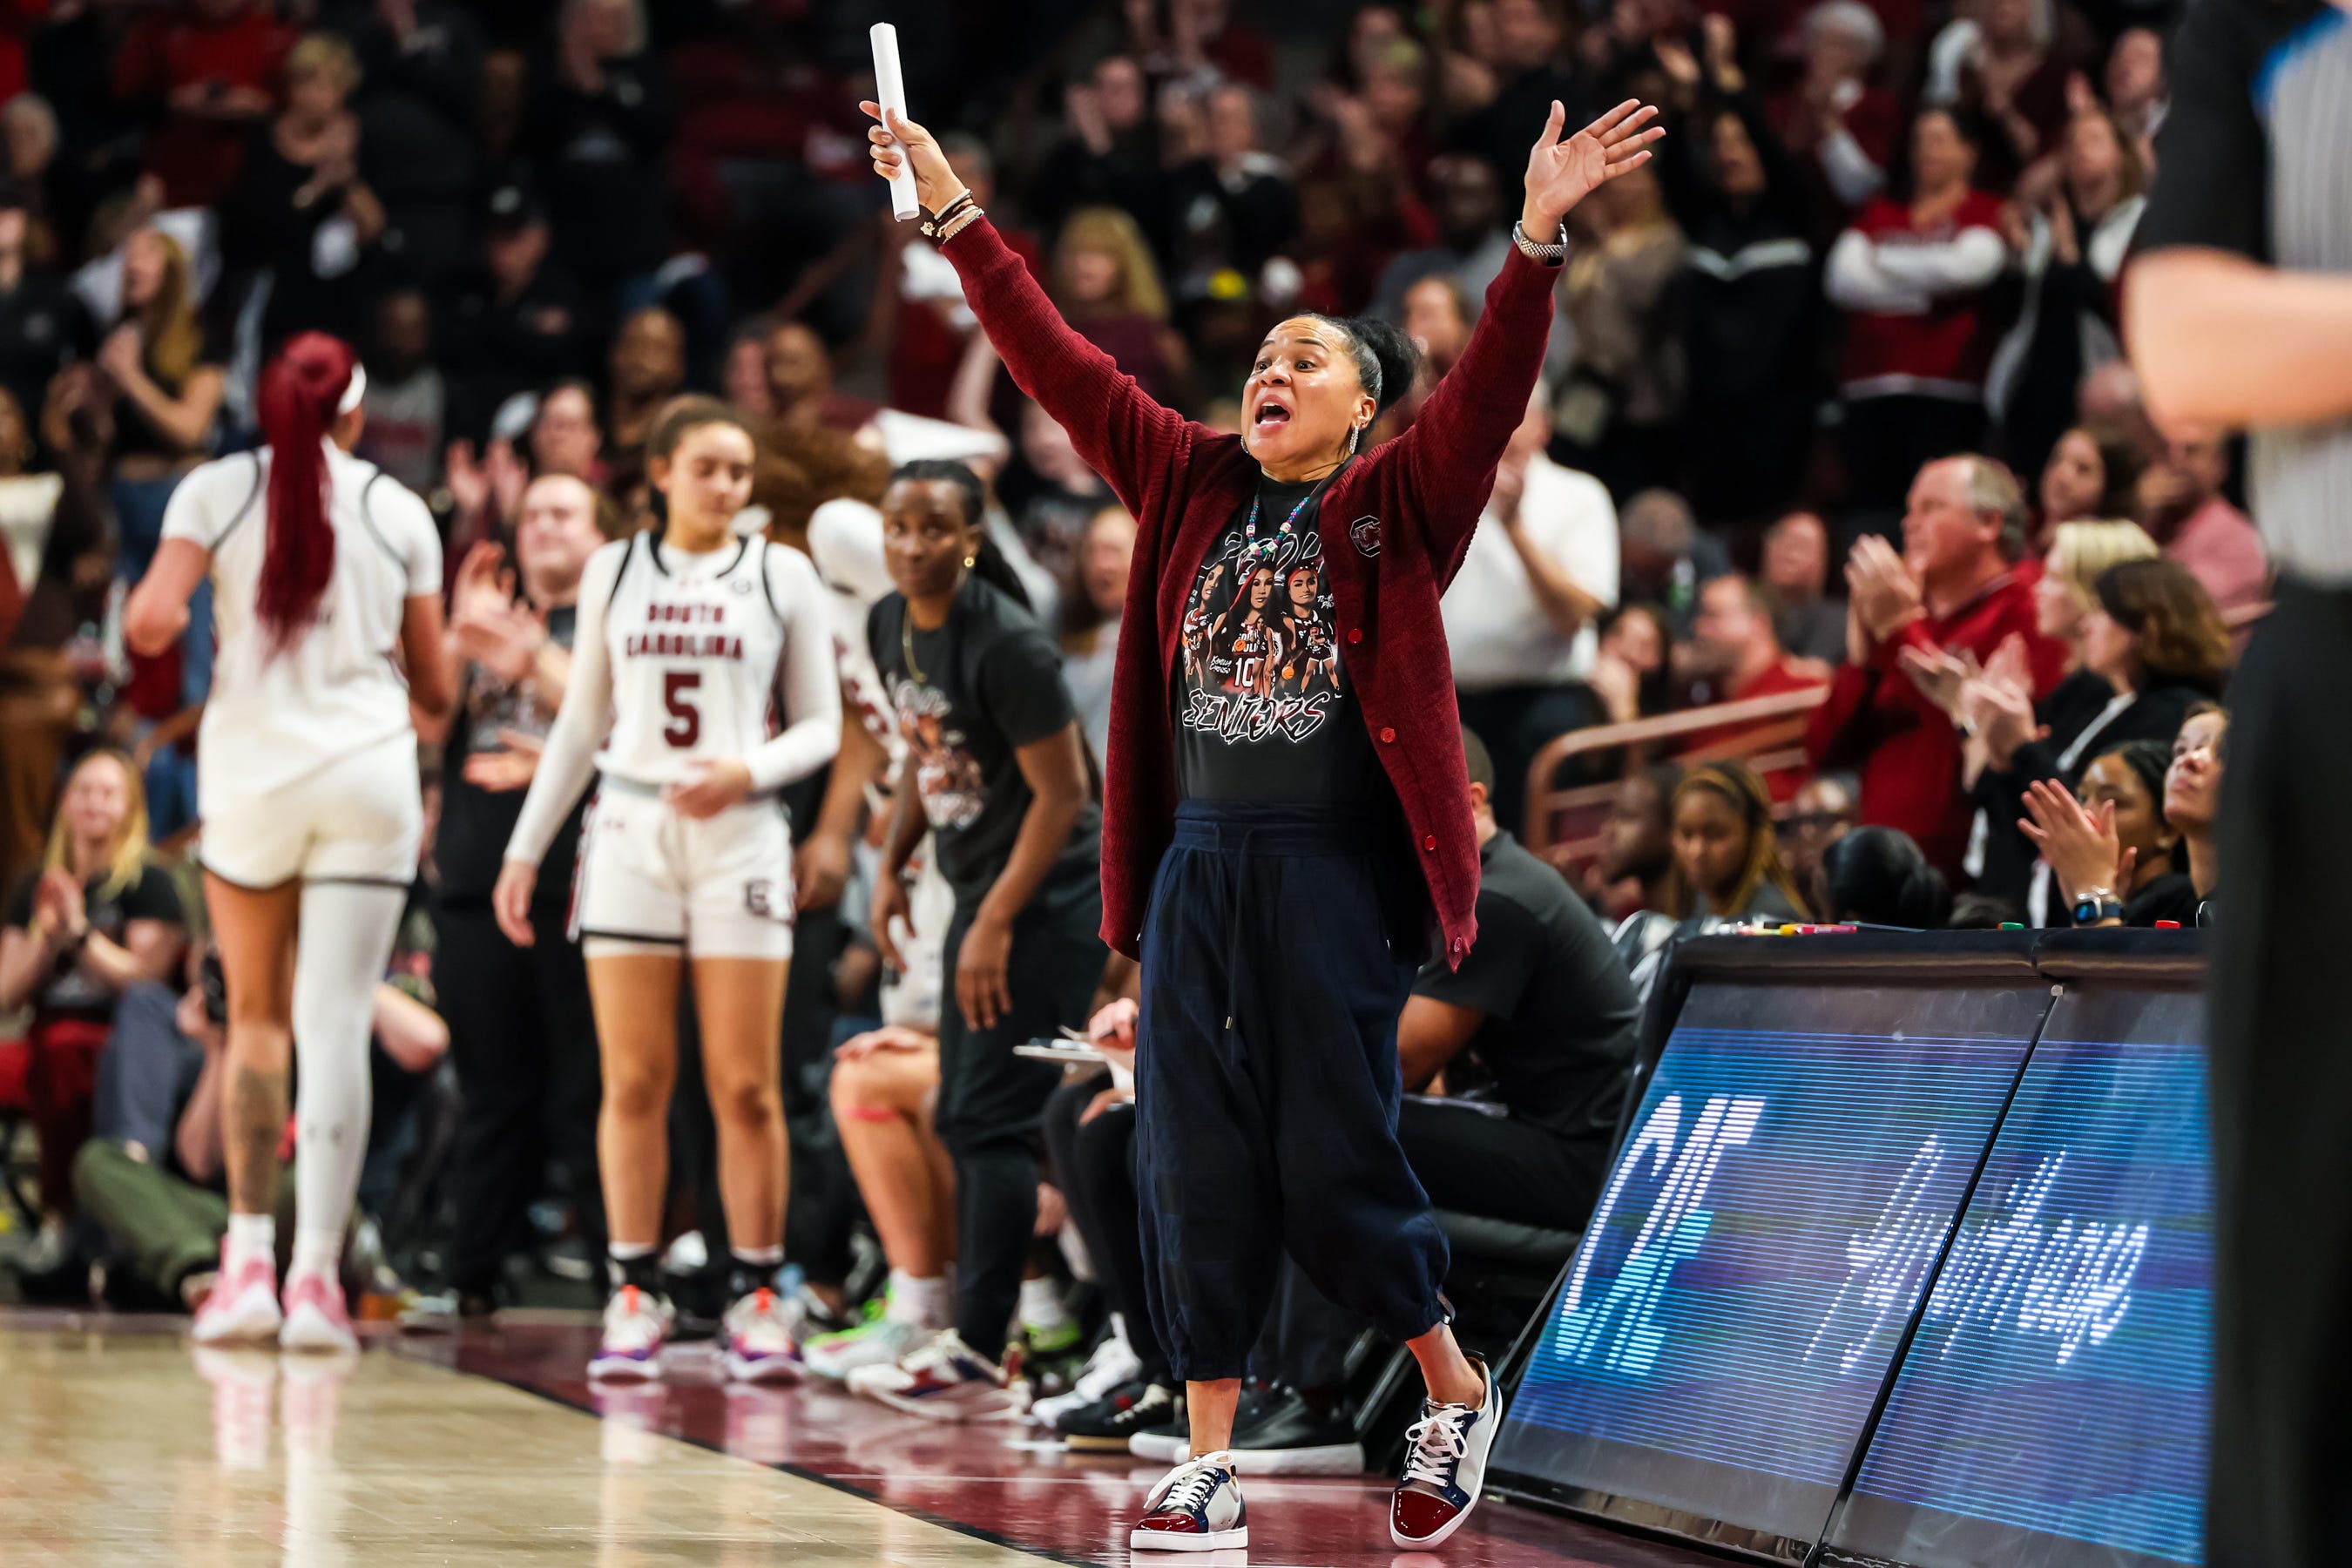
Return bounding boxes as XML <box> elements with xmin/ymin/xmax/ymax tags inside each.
<box><xmin>256</xmin><ymin>331</ymin><xmax>358</xmax><ymax>651</ymax></box>
<box><xmin>889</xmin><ymin>458</ymin><xmax>1032</xmax><ymax>610</ymax></box>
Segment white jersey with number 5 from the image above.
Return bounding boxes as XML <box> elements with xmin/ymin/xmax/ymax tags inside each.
<box><xmin>504</xmin><ymin>529</ymin><xmax>842</xmax><ymax>869</ymax></box>
<box><xmin>159</xmin><ymin>443</ymin><xmax>442</xmax><ymax>804</ymax></box>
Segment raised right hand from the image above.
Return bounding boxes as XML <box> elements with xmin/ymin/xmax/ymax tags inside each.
<box><xmin>861</xmin><ymin>102</ymin><xmax>967</xmax><ymax>214</ymax></box>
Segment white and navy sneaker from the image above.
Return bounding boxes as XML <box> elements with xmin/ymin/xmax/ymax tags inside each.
<box><xmin>1130</xmin><ymin>1450</ymin><xmax>1247</xmax><ymax>1551</ymax></box>
<box><xmin>1030</xmin><ymin>1317</ymin><xmax>1144</xmax><ymax>1428</ymax></box>
<box><xmin>846</xmin><ymin>1328</ymin><xmax>1029</xmax><ymax>1423</ymax></box>
<box><xmin>1389</xmin><ymin>1356</ymin><xmax>1503</xmax><ymax>1549</ymax></box>
<box><xmin>721</xmin><ymin>1288</ymin><xmax>805</xmax><ymax>1383</ymax></box>
<box><xmin>589</xmin><ymin>1285</ymin><xmax>673</xmax><ymax>1381</ymax></box>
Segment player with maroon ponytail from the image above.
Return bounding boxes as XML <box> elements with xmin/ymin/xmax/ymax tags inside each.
<box><xmin>253</xmin><ymin>330</ymin><xmax>356</xmax><ymax>649</ymax></box>
<box><xmin>125</xmin><ymin>333</ymin><xmax>453</xmax><ymax>1355</ymax></box>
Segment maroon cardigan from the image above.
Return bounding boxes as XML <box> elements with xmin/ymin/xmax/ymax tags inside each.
<box><xmin>943</xmin><ymin>220</ymin><xmax>1558</xmax><ymax>968</ymax></box>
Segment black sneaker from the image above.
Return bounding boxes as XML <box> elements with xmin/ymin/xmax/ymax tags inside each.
<box><xmin>1229</xmin><ymin>1385</ymin><xmax>1366</xmax><ymax>1475</ymax></box>
<box><xmin>1131</xmin><ymin>1382</ymin><xmax>1276</xmax><ymax>1463</ymax></box>
<box><xmin>1058</xmin><ymin>1379</ymin><xmax>1183</xmax><ymax>1452</ymax></box>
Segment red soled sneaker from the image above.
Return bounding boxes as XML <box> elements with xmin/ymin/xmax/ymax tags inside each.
<box><xmin>1390</xmin><ymin>1356</ymin><xmax>1503</xmax><ymax>1550</ymax></box>
<box><xmin>1130</xmin><ymin>1450</ymin><xmax>1247</xmax><ymax>1551</ymax></box>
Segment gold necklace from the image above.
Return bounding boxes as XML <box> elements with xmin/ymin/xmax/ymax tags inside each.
<box><xmin>902</xmin><ymin>605</ymin><xmax>928</xmax><ymax>684</ymax></box>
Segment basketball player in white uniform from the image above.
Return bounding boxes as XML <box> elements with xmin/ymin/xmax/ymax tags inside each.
<box><xmin>495</xmin><ymin>397</ymin><xmax>841</xmax><ymax>1381</ymax></box>
<box><xmin>124</xmin><ymin>331</ymin><xmax>453</xmax><ymax>1353</ymax></box>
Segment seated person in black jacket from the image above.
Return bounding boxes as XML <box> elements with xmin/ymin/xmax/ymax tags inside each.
<box><xmin>1396</xmin><ymin>728</ymin><xmax>1643</xmax><ymax>1233</ymax></box>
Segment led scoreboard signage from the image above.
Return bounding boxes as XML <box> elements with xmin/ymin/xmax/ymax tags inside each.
<box><xmin>1823</xmin><ymin>986</ymin><xmax>2211</xmax><ymax>1568</ymax></box>
<box><xmin>1495</xmin><ymin>982</ymin><xmax>2049</xmax><ymax>1558</ymax></box>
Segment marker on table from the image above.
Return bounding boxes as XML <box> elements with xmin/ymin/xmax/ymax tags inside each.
<box><xmin>870</xmin><ymin>24</ymin><xmax>920</xmax><ymax>221</ymax></box>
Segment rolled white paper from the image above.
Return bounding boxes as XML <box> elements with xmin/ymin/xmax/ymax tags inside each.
<box><xmin>870</xmin><ymin>24</ymin><xmax>919</xmax><ymax>222</ymax></box>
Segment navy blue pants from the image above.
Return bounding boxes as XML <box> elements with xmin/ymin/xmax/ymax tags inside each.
<box><xmin>1134</xmin><ymin>802</ymin><xmax>1451</xmax><ymax>1382</ymax></box>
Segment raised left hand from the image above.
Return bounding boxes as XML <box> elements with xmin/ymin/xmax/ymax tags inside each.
<box><xmin>663</xmin><ymin>759</ymin><xmax>754</xmax><ymax>821</ymax></box>
<box><xmin>1846</xmin><ymin>535</ymin><xmax>1923</xmax><ymax>641</ymax></box>
<box><xmin>955</xmin><ymin>912</ymin><xmax>1013</xmax><ymax>1032</ymax></box>
<box><xmin>1521</xmin><ymin>98</ymin><xmax>1665</xmax><ymax>235</ymax></box>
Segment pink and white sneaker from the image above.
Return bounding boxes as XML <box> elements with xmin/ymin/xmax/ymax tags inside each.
<box><xmin>192</xmin><ymin>1250</ymin><xmax>281</xmax><ymax>1346</ymax></box>
<box><xmin>722</xmin><ymin>1288</ymin><xmax>806</xmax><ymax>1384</ymax></box>
<box><xmin>280</xmin><ymin>1271</ymin><xmax>358</xmax><ymax>1354</ymax></box>
<box><xmin>590</xmin><ymin>1285</ymin><xmax>672</xmax><ymax>1381</ymax></box>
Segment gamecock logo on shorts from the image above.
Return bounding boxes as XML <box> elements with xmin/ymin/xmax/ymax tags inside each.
<box><xmin>744</xmin><ymin>880</ymin><xmax>780</xmax><ymax>918</ymax></box>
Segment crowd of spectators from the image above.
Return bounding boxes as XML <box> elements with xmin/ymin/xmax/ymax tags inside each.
<box><xmin>0</xmin><ymin>0</ymin><xmax>2257</xmax><ymax>1451</ymax></box>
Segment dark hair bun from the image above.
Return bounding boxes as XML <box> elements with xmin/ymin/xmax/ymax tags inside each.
<box><xmin>1345</xmin><ymin>316</ymin><xmax>1423</xmax><ymax>416</ymax></box>
<box><xmin>1823</xmin><ymin>825</ymin><xmax>1952</xmax><ymax>929</ymax></box>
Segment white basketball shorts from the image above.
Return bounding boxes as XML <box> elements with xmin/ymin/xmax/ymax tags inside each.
<box><xmin>571</xmin><ymin>783</ymin><xmax>795</xmax><ymax>962</ymax></box>
<box><xmin>200</xmin><ymin>731</ymin><xmax>423</xmax><ymax>890</ymax></box>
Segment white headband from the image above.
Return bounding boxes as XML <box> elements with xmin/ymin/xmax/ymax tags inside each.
<box><xmin>338</xmin><ymin>363</ymin><xmax>368</xmax><ymax>416</ymax></box>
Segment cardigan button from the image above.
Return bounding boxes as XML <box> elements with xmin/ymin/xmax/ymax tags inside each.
<box><xmin>1422</xmin><ymin>835</ymin><xmax>1437</xmax><ymax>852</ymax></box>
<box><xmin>1346</xmin><ymin>627</ymin><xmax>1362</xmax><ymax>645</ymax></box>
<box><xmin>1379</xmin><ymin>727</ymin><xmax>1396</xmax><ymax>744</ymax></box>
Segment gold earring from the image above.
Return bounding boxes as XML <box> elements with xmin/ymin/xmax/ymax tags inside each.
<box><xmin>963</xmin><ymin>553</ymin><xmax>977</xmax><ymax>570</ymax></box>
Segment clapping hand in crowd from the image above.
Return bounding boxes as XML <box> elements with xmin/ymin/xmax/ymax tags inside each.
<box><xmin>461</xmin><ymin>728</ymin><xmax>543</xmax><ymax>794</ymax></box>
<box><xmin>449</xmin><ymin>544</ymin><xmax>549</xmax><ymax>686</ymax></box>
<box><xmin>1845</xmin><ymin>535</ymin><xmax>1925</xmax><ymax>643</ymax></box>
<box><xmin>2019</xmin><ymin>778</ymin><xmax>2133</xmax><ymax>914</ymax></box>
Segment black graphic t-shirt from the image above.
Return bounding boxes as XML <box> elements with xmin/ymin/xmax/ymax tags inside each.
<box><xmin>1173</xmin><ymin>475</ymin><xmax>1388</xmax><ymax>804</ymax></box>
<box><xmin>868</xmin><ymin>578</ymin><xmax>1102</xmax><ymax>913</ymax></box>
<box><xmin>3</xmin><ymin>862</ymin><xmax>186</xmax><ymax>1026</ymax></box>
<box><xmin>436</xmin><ymin>604</ymin><xmax>587</xmax><ymax>906</ymax></box>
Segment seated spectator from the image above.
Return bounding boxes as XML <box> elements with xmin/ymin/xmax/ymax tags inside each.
<box><xmin>1685</xmin><ymin>573</ymin><xmax>1831</xmax><ymax>774</ymax></box>
<box><xmin>1767</xmin><ymin>1</ymin><xmax>1900</xmax><ymax>214</ymax></box>
<box><xmin>2034</xmin><ymin>425</ymin><xmax>2142</xmax><ymax>546</ymax></box>
<box><xmin>1963</xmin><ymin>549</ymin><xmax>2222</xmax><ymax>922</ymax></box>
<box><xmin>1662</xmin><ymin>56</ymin><xmax>1819</xmax><ymax>526</ymax></box>
<box><xmin>0</xmin><ymin>176</ymin><xmax>91</xmax><ymax>434</ymax></box>
<box><xmin>1370</xmin><ymin>274</ymin><xmax>1471</xmax><ymax>440</ymax></box>
<box><xmin>1580</xmin><ymin>762</ymin><xmax>1680</xmax><ymax>926</ymax></box>
<box><xmin>1369</xmin><ymin>154</ymin><xmax>1510</xmax><ymax>321</ymax></box>
<box><xmin>1664</xmin><ymin>760</ymin><xmax>1811</xmax><ymax>926</ymax></box>
<box><xmin>0</xmin><ymin>749</ymin><xmax>186</xmax><ymax>1277</ymax></box>
<box><xmin>2104</xmin><ymin>26</ymin><xmax>2166</xmax><ymax>157</ymax></box>
<box><xmin>529</xmin><ymin>0</ymin><xmax>672</xmax><ymax>301</ymax></box>
<box><xmin>1444</xmin><ymin>388</ymin><xmax>1619</xmax><ymax>830</ymax></box>
<box><xmin>1987</xmin><ymin>108</ymin><xmax>2145</xmax><ymax>484</ymax></box>
<box><xmin>351</xmin><ymin>287</ymin><xmax>444</xmax><ymax>497</ymax></box>
<box><xmin>1808</xmin><ymin>455</ymin><xmax>2067</xmax><ymax>876</ymax></box>
<box><xmin>219</xmin><ymin>31</ymin><xmax>384</xmax><ymax>354</ymax></box>
<box><xmin>766</xmin><ymin>320</ymin><xmax>877</xmax><ymax>436</ymax></box>
<box><xmin>112</xmin><ymin>0</ymin><xmax>294</xmax><ymax>212</ymax></box>
<box><xmin>2135</xmin><ymin>434</ymin><xmax>2271</xmax><ymax>620</ymax></box>
<box><xmin>722</xmin><ymin>321</ymin><xmax>773</xmax><ymax>418</ymax></box>
<box><xmin>1050</xmin><ymin>207</ymin><xmax>1185</xmax><ymax>406</ymax></box>
<box><xmin>1554</xmin><ymin>161</ymin><xmax>1686</xmax><ymax>499</ymax></box>
<box><xmin>1162</xmin><ymin>82</ymin><xmax>1298</xmax><ymax>302</ymax></box>
<box><xmin>2023</xmin><ymin>706</ymin><xmax>2224</xmax><ymax>928</ymax></box>
<box><xmin>1820</xmin><ymin>824</ymin><xmax>1953</xmax><ymax>927</ymax></box>
<box><xmin>1762</xmin><ymin>511</ymin><xmax>1849</xmax><ymax>665</ymax></box>
<box><xmin>1396</xmin><ymin>728</ymin><xmax>1641</xmax><ymax>1230</ymax></box>
<box><xmin>343</xmin><ymin>0</ymin><xmax>485</xmax><ymax>286</ymax></box>
<box><xmin>1060</xmin><ymin>504</ymin><xmax>1134</xmax><ymax>763</ymax></box>
<box><xmin>1617</xmin><ymin>487</ymin><xmax>1729</xmax><ymax>637</ymax></box>
<box><xmin>1589</xmin><ymin>600</ymin><xmax>1676</xmax><ymax>727</ymax></box>
<box><xmin>602</xmin><ymin>303</ymin><xmax>686</xmax><ymax>494</ymax></box>
<box><xmin>1825</xmin><ymin>108</ymin><xmax>2007</xmax><ymax>516</ymax></box>
<box><xmin>1031</xmin><ymin>55</ymin><xmax>1160</xmax><ymax>243</ymax></box>
<box><xmin>0</xmin><ymin>391</ymin><xmax>102</xmax><ymax>889</ymax></box>
<box><xmin>71</xmin><ymin>942</ymin><xmax>449</xmax><ymax>1310</ymax></box>
<box><xmin>441</xmin><ymin>186</ymin><xmax>585</xmax><ymax>442</ymax></box>
<box><xmin>1782</xmin><ymin>770</ymin><xmax>1860</xmax><ymax>916</ymax></box>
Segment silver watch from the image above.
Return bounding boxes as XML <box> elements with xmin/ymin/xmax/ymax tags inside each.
<box><xmin>1511</xmin><ymin>219</ymin><xmax>1568</xmax><ymax>262</ymax></box>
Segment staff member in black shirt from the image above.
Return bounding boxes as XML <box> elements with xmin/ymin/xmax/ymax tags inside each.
<box><xmin>429</xmin><ymin>472</ymin><xmax>614</xmax><ymax>1313</ymax></box>
<box><xmin>2130</xmin><ymin>3</ymin><xmax>2352</xmax><ymax>1561</ymax></box>
<box><xmin>1399</xmin><ymin>728</ymin><xmax>1640</xmax><ymax>1231</ymax></box>
<box><xmin>854</xmin><ymin>459</ymin><xmax>1106</xmax><ymax>1420</ymax></box>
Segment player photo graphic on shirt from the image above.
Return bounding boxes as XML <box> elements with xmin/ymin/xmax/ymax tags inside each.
<box><xmin>891</xmin><ymin>678</ymin><xmax>986</xmax><ymax>830</ymax></box>
<box><xmin>1180</xmin><ymin>524</ymin><xmax>1346</xmax><ymax>745</ymax></box>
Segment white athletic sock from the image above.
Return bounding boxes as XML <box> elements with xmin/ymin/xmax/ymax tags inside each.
<box><xmin>1019</xmin><ymin>1274</ymin><xmax>1071</xmax><ymax>1330</ymax></box>
<box><xmin>887</xmin><ymin>1269</ymin><xmax>949</xmax><ymax>1327</ymax></box>
<box><xmin>289</xmin><ymin>1227</ymin><xmax>343</xmax><ymax>1282</ymax></box>
<box><xmin>290</xmin><ymin>881</ymin><xmax>405</xmax><ymax>1260</ymax></box>
<box><xmin>732</xmin><ymin>1245</ymin><xmax>784</xmax><ymax>1267</ymax></box>
<box><xmin>225</xmin><ymin>1213</ymin><xmax>275</xmax><ymax>1273</ymax></box>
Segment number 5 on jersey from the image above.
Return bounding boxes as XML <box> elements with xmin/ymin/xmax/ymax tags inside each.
<box><xmin>664</xmin><ymin>671</ymin><xmax>700</xmax><ymax>747</ymax></box>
